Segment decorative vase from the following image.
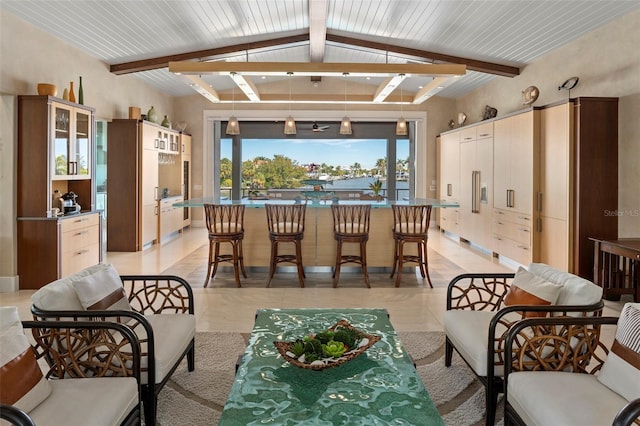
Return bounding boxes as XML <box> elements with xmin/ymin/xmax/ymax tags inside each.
<box><xmin>161</xmin><ymin>115</ymin><xmax>170</xmax><ymax>128</ymax></box>
<box><xmin>69</xmin><ymin>81</ymin><xmax>76</xmax><ymax>103</ymax></box>
<box><xmin>147</xmin><ymin>106</ymin><xmax>157</xmax><ymax>123</ymax></box>
<box><xmin>62</xmin><ymin>88</ymin><xmax>69</xmax><ymax>101</ymax></box>
<box><xmin>78</xmin><ymin>76</ymin><xmax>84</xmax><ymax>105</ymax></box>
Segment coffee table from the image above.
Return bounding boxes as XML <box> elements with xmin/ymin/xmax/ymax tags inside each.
<box><xmin>219</xmin><ymin>308</ymin><xmax>443</xmax><ymax>425</ymax></box>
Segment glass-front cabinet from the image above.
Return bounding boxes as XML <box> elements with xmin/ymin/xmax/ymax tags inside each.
<box><xmin>52</xmin><ymin>102</ymin><xmax>91</xmax><ymax>179</ymax></box>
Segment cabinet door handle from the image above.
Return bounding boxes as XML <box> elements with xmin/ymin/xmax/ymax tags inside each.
<box><xmin>507</xmin><ymin>189</ymin><xmax>515</xmax><ymax>208</ymax></box>
<box><xmin>537</xmin><ymin>192</ymin><xmax>543</xmax><ymax>212</ymax></box>
<box><xmin>154</xmin><ymin>187</ymin><xmax>159</xmax><ymax>201</ymax></box>
<box><xmin>517</xmin><ymin>245</ymin><xmax>529</xmax><ymax>250</ymax></box>
<box><xmin>471</xmin><ymin>171</ymin><xmax>480</xmax><ymax>213</ymax></box>
<box><xmin>518</xmin><ymin>227</ymin><xmax>530</xmax><ymax>233</ymax></box>
<box><xmin>479</xmin><ymin>133</ymin><xmax>489</xmax><ymax>137</ymax></box>
<box><xmin>447</xmin><ymin>183</ymin><xmax>452</xmax><ymax>197</ymax></box>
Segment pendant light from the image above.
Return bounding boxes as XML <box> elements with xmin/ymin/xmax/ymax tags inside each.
<box><xmin>339</xmin><ymin>73</ymin><xmax>352</xmax><ymax>135</ymax></box>
<box><xmin>284</xmin><ymin>72</ymin><xmax>297</xmax><ymax>134</ymax></box>
<box><xmin>226</xmin><ymin>72</ymin><xmax>240</xmax><ymax>135</ymax></box>
<box><xmin>396</xmin><ymin>73</ymin><xmax>408</xmax><ymax>136</ymax></box>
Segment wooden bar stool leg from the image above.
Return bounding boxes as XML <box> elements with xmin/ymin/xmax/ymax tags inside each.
<box><xmin>294</xmin><ymin>239</ymin><xmax>305</xmax><ymax>287</ymax></box>
<box><xmin>390</xmin><ymin>238</ymin><xmax>399</xmax><ymax>279</ymax></box>
<box><xmin>423</xmin><ymin>240</ymin><xmax>433</xmax><ymax>288</ymax></box>
<box><xmin>333</xmin><ymin>239</ymin><xmax>343</xmax><ymax>287</ymax></box>
<box><xmin>361</xmin><ymin>240</ymin><xmax>370</xmax><ymax>288</ymax></box>
<box><xmin>238</xmin><ymin>239</ymin><xmax>248</xmax><ymax>278</ymax></box>
<box><xmin>417</xmin><ymin>241</ymin><xmax>426</xmax><ymax>278</ymax></box>
<box><xmin>267</xmin><ymin>240</ymin><xmax>277</xmax><ymax>287</ymax></box>
<box><xmin>395</xmin><ymin>240</ymin><xmax>404</xmax><ymax>287</ymax></box>
<box><xmin>231</xmin><ymin>240</ymin><xmax>241</xmax><ymax>288</ymax></box>
<box><xmin>212</xmin><ymin>242</ymin><xmax>221</xmax><ymax>277</ymax></box>
<box><xmin>204</xmin><ymin>239</ymin><xmax>214</xmax><ymax>287</ymax></box>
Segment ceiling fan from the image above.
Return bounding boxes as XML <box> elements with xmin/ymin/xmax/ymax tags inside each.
<box><xmin>302</xmin><ymin>122</ymin><xmax>330</xmax><ymax>132</ymax></box>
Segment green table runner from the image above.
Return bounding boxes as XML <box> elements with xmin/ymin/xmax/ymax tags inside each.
<box><xmin>219</xmin><ymin>308</ymin><xmax>443</xmax><ymax>425</ymax></box>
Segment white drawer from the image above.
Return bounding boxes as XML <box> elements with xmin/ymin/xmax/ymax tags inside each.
<box><xmin>60</xmin><ymin>213</ymin><xmax>100</xmax><ymax>233</ymax></box>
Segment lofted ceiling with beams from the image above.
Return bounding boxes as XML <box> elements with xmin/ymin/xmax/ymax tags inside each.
<box><xmin>2</xmin><ymin>0</ymin><xmax>639</xmax><ymax>103</ymax></box>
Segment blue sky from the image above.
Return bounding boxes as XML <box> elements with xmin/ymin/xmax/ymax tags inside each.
<box><xmin>222</xmin><ymin>138</ymin><xmax>409</xmax><ymax>170</ymax></box>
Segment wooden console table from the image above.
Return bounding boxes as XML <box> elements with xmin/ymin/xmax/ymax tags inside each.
<box><xmin>591</xmin><ymin>238</ymin><xmax>640</xmax><ymax>302</ymax></box>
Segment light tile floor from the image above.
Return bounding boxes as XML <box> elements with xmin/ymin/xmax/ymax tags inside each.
<box><xmin>1</xmin><ymin>226</ymin><xmax>627</xmax><ymax>336</ymax></box>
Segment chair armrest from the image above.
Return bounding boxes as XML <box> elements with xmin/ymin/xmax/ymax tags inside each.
<box><xmin>614</xmin><ymin>398</ymin><xmax>640</xmax><ymax>426</ymax></box>
<box><xmin>21</xmin><ymin>320</ymin><xmax>141</xmax><ymax>383</ymax></box>
<box><xmin>446</xmin><ymin>273</ymin><xmax>515</xmax><ymax>311</ymax></box>
<box><xmin>120</xmin><ymin>275</ymin><xmax>194</xmax><ymax>315</ymax></box>
<box><xmin>488</xmin><ymin>301</ymin><xmax>606</xmax><ymax>369</ymax></box>
<box><xmin>502</xmin><ymin>315</ymin><xmax>617</xmax><ymax>380</ymax></box>
<box><xmin>0</xmin><ymin>404</ymin><xmax>36</xmax><ymax>426</ymax></box>
<box><xmin>28</xmin><ymin>309</ymin><xmax>155</xmax><ymax>386</ymax></box>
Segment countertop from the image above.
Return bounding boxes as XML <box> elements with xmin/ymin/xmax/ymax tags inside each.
<box><xmin>173</xmin><ymin>197</ymin><xmax>459</xmax><ymax>208</ymax></box>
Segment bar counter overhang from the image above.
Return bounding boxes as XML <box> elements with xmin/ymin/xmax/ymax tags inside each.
<box><xmin>174</xmin><ymin>198</ymin><xmax>459</xmax><ymax>269</ymax></box>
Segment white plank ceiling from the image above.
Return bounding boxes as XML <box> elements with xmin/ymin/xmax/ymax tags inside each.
<box><xmin>2</xmin><ymin>0</ymin><xmax>639</xmax><ymax>99</ymax></box>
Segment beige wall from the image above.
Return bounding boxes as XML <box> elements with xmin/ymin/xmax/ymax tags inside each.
<box><xmin>454</xmin><ymin>9</ymin><xmax>640</xmax><ymax>237</ymax></box>
<box><xmin>0</xmin><ymin>10</ymin><xmax>176</xmax><ymax>287</ymax></box>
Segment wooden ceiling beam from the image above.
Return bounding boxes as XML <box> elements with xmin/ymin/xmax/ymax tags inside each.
<box><xmin>309</xmin><ymin>0</ymin><xmax>329</xmax><ymax>62</ymax></box>
<box><xmin>109</xmin><ymin>33</ymin><xmax>310</xmax><ymax>75</ymax></box>
<box><xmin>326</xmin><ymin>33</ymin><xmax>520</xmax><ymax>77</ymax></box>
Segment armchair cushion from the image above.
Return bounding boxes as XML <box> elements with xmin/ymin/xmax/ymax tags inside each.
<box><xmin>28</xmin><ymin>377</ymin><xmax>139</xmax><ymax>426</ymax></box>
<box><xmin>137</xmin><ymin>314</ymin><xmax>196</xmax><ymax>384</ymax></box>
<box><xmin>71</xmin><ymin>264</ymin><xmax>131</xmax><ymax>311</ymax></box>
<box><xmin>597</xmin><ymin>303</ymin><xmax>640</xmax><ymax>402</ymax></box>
<box><xmin>504</xmin><ymin>267</ymin><xmax>562</xmax><ymax>317</ymax></box>
<box><xmin>0</xmin><ymin>307</ymin><xmax>51</xmax><ymax>413</ymax></box>
<box><xmin>528</xmin><ymin>263</ymin><xmax>603</xmax><ymax>307</ymax></box>
<box><xmin>443</xmin><ymin>310</ymin><xmax>520</xmax><ymax>376</ymax></box>
<box><xmin>508</xmin><ymin>371</ymin><xmax>628</xmax><ymax>426</ymax></box>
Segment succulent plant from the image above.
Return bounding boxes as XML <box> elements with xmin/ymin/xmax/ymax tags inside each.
<box><xmin>322</xmin><ymin>341</ymin><xmax>347</xmax><ymax>358</ymax></box>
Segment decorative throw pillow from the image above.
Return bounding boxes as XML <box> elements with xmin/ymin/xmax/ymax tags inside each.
<box><xmin>0</xmin><ymin>306</ymin><xmax>52</xmax><ymax>412</ymax></box>
<box><xmin>504</xmin><ymin>267</ymin><xmax>562</xmax><ymax>318</ymax></box>
<box><xmin>597</xmin><ymin>303</ymin><xmax>640</xmax><ymax>401</ymax></box>
<box><xmin>71</xmin><ymin>264</ymin><xmax>132</xmax><ymax>311</ymax></box>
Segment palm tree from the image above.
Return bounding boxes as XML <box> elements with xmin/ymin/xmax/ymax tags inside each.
<box><xmin>375</xmin><ymin>158</ymin><xmax>387</xmax><ymax>177</ymax></box>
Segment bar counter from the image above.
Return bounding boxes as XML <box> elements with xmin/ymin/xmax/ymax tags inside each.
<box><xmin>175</xmin><ymin>198</ymin><xmax>458</xmax><ymax>268</ymax></box>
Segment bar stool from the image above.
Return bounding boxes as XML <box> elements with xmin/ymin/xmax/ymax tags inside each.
<box><xmin>265</xmin><ymin>203</ymin><xmax>307</xmax><ymax>287</ymax></box>
<box><xmin>331</xmin><ymin>204</ymin><xmax>371</xmax><ymax>288</ymax></box>
<box><xmin>390</xmin><ymin>204</ymin><xmax>433</xmax><ymax>288</ymax></box>
<box><xmin>204</xmin><ymin>204</ymin><xmax>247</xmax><ymax>288</ymax></box>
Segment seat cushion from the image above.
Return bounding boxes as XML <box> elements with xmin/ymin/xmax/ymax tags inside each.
<box><xmin>508</xmin><ymin>371</ymin><xmax>628</xmax><ymax>426</ymax></box>
<box><xmin>136</xmin><ymin>314</ymin><xmax>195</xmax><ymax>384</ymax></box>
<box><xmin>527</xmin><ymin>263</ymin><xmax>602</xmax><ymax>306</ymax></box>
<box><xmin>0</xmin><ymin>307</ymin><xmax>51</xmax><ymax>412</ymax></box>
<box><xmin>443</xmin><ymin>310</ymin><xmax>518</xmax><ymax>377</ymax></box>
<box><xmin>597</xmin><ymin>303</ymin><xmax>640</xmax><ymax>401</ymax></box>
<box><xmin>28</xmin><ymin>377</ymin><xmax>139</xmax><ymax>426</ymax></box>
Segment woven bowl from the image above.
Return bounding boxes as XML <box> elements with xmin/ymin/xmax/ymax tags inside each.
<box><xmin>37</xmin><ymin>83</ymin><xmax>57</xmax><ymax>96</ymax></box>
<box><xmin>273</xmin><ymin>320</ymin><xmax>381</xmax><ymax>371</ymax></box>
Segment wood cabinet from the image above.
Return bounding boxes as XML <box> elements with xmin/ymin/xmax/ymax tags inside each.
<box><xmin>493</xmin><ymin>110</ymin><xmax>539</xmax><ymax>215</ymax></box>
<box><xmin>439</xmin><ymin>131</ymin><xmax>460</xmax><ymax>234</ymax></box>
<box><xmin>536</xmin><ymin>98</ymin><xmax>618</xmax><ymax>279</ymax></box>
<box><xmin>458</xmin><ymin>122</ymin><xmax>493</xmax><ymax>250</ymax></box>
<box><xmin>159</xmin><ymin>196</ymin><xmax>184</xmax><ymax>243</ymax></box>
<box><xmin>17</xmin><ymin>213</ymin><xmax>102</xmax><ymax>289</ymax></box>
<box><xmin>107</xmin><ymin>119</ymin><xmax>185</xmax><ymax>251</ymax></box>
<box><xmin>17</xmin><ymin>96</ymin><xmax>96</xmax><ymax>217</ymax></box>
<box><xmin>181</xmin><ymin>134</ymin><xmax>192</xmax><ymax>228</ymax></box>
<box><xmin>492</xmin><ymin>109</ymin><xmax>539</xmax><ymax>265</ymax></box>
<box><xmin>16</xmin><ymin>96</ymin><xmax>100</xmax><ymax>289</ymax></box>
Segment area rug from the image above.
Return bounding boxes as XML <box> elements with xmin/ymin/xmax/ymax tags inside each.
<box><xmin>156</xmin><ymin>331</ymin><xmax>503</xmax><ymax>425</ymax></box>
<box><xmin>161</xmin><ymin>244</ymin><xmax>466</xmax><ymax>289</ymax></box>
